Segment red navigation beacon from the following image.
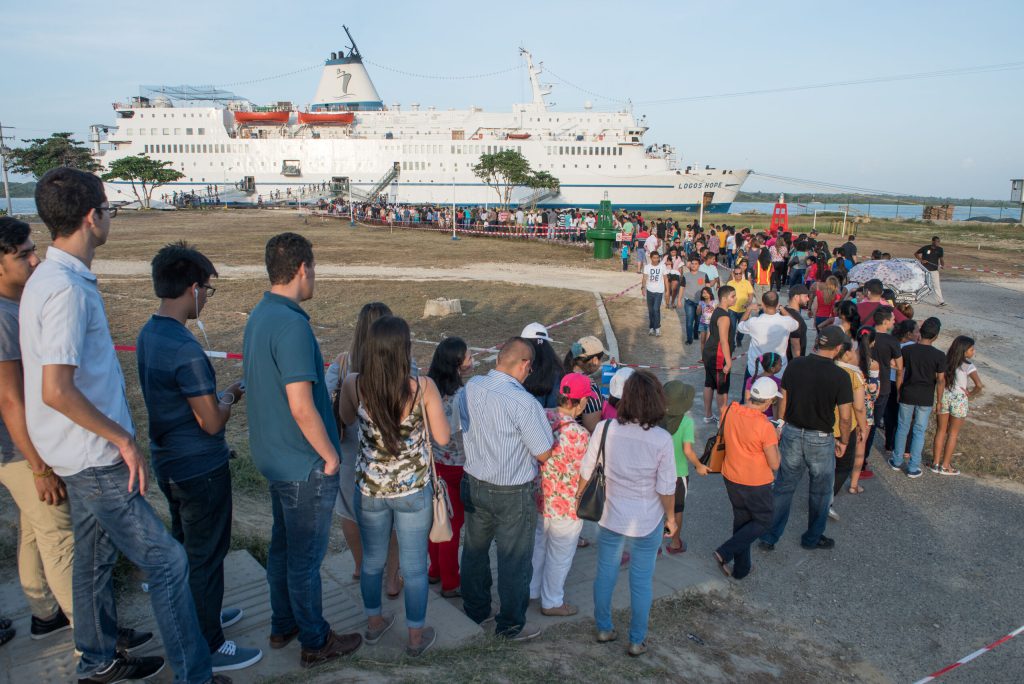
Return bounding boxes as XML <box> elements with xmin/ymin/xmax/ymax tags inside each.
<box><xmin>768</xmin><ymin>193</ymin><xmax>790</xmax><ymax>237</ymax></box>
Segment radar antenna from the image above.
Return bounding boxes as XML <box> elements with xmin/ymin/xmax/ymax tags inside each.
<box><xmin>342</xmin><ymin>25</ymin><xmax>362</xmax><ymax>60</ymax></box>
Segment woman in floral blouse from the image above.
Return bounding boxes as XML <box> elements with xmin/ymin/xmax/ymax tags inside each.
<box><xmin>529</xmin><ymin>374</ymin><xmax>593</xmax><ymax>616</ymax></box>
<box><xmin>426</xmin><ymin>337</ymin><xmax>472</xmax><ymax>598</ymax></box>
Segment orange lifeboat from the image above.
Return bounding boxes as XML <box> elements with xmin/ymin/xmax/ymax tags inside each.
<box><xmin>233</xmin><ymin>111</ymin><xmax>290</xmax><ymax>124</ymax></box>
<box><xmin>507</xmin><ymin>132</ymin><xmax>531</xmax><ymax>140</ymax></box>
<box><xmin>297</xmin><ymin>112</ymin><xmax>355</xmax><ymax>125</ymax></box>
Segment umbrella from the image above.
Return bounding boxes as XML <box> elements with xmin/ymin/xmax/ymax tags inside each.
<box><xmin>847</xmin><ymin>258</ymin><xmax>933</xmax><ymax>302</ymax></box>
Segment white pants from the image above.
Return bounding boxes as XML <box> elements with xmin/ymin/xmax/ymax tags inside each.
<box><xmin>530</xmin><ymin>516</ymin><xmax>583</xmax><ymax>609</ymax></box>
<box><xmin>928</xmin><ymin>269</ymin><xmax>944</xmax><ymax>304</ymax></box>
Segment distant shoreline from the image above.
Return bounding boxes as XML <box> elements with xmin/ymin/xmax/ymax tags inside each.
<box><xmin>737</xmin><ymin>190</ymin><xmax>1013</xmax><ymax>208</ymax></box>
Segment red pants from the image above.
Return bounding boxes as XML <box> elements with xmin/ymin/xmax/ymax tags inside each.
<box><xmin>427</xmin><ymin>464</ymin><xmax>465</xmax><ymax>591</ymax></box>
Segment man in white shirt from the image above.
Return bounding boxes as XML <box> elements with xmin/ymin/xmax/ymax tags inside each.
<box><xmin>641</xmin><ymin>251</ymin><xmax>666</xmax><ymax>336</ymax></box>
<box><xmin>20</xmin><ymin>168</ymin><xmax>211</xmax><ymax>683</ymax></box>
<box><xmin>644</xmin><ymin>232</ymin><xmax>660</xmax><ymax>257</ymax></box>
<box><xmin>736</xmin><ymin>291</ymin><xmax>799</xmax><ymax>391</ymax></box>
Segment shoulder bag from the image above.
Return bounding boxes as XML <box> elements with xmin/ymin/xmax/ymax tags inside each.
<box><xmin>420</xmin><ymin>386</ymin><xmax>454</xmax><ymax>543</ymax></box>
<box><xmin>700</xmin><ymin>404</ymin><xmax>732</xmax><ymax>474</ymax></box>
<box><xmin>576</xmin><ymin>420</ymin><xmax>610</xmax><ymax>522</ymax></box>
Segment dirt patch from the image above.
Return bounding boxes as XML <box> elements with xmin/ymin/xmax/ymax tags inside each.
<box><xmin>948</xmin><ymin>394</ymin><xmax>1024</xmax><ymax>483</ymax></box>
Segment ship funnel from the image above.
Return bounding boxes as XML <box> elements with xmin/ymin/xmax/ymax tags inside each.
<box><xmin>311</xmin><ymin>29</ymin><xmax>384</xmax><ymax>112</ymax></box>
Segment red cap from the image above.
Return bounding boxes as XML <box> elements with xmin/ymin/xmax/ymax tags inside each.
<box><xmin>560</xmin><ymin>373</ymin><xmax>599</xmax><ymax>401</ymax></box>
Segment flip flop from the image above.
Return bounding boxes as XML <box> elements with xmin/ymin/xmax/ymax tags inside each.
<box><xmin>666</xmin><ymin>541</ymin><xmax>687</xmax><ymax>555</ymax></box>
<box><xmin>713</xmin><ymin>551</ymin><xmax>732</xmax><ymax>577</ymax></box>
<box><xmin>847</xmin><ymin>485</ymin><xmax>864</xmax><ymax>494</ymax></box>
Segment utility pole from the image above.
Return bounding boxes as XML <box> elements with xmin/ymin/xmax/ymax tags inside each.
<box><xmin>0</xmin><ymin>121</ymin><xmax>13</xmax><ymax>215</ymax></box>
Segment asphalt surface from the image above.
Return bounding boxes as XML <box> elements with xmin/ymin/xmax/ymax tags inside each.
<box><xmin>681</xmin><ymin>274</ymin><xmax>1024</xmax><ymax>683</ymax></box>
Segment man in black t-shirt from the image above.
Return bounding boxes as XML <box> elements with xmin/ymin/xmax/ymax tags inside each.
<box><xmin>841</xmin><ymin>235</ymin><xmax>857</xmax><ymax>260</ymax></box>
<box><xmin>861</xmin><ymin>307</ymin><xmax>903</xmax><ymax>478</ymax></box>
<box><xmin>890</xmin><ymin>317</ymin><xmax>945</xmax><ymax>477</ymax></box>
<box><xmin>785</xmin><ymin>285</ymin><xmax>810</xmax><ymax>360</ymax></box>
<box><xmin>914</xmin><ymin>236</ymin><xmax>945</xmax><ymax>306</ymax></box>
<box><xmin>702</xmin><ymin>286</ymin><xmax>737</xmax><ymax>424</ymax></box>
<box><xmin>760</xmin><ymin>326</ymin><xmax>853</xmax><ymax>551</ymax></box>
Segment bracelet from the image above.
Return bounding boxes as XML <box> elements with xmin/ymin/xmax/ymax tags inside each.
<box><xmin>31</xmin><ymin>465</ymin><xmax>54</xmax><ymax>479</ymax></box>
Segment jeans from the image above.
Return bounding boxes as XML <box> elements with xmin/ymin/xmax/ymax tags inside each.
<box><xmin>717</xmin><ymin>480</ymin><xmax>773</xmax><ymax>579</ymax></box>
<box><xmin>593</xmin><ymin>520</ymin><xmax>663</xmax><ymax>645</ymax></box>
<box><xmin>529</xmin><ymin>516</ymin><xmax>583</xmax><ymax>609</ymax></box>
<box><xmin>266</xmin><ymin>467</ymin><xmax>339</xmax><ymax>651</ymax></box>
<box><xmin>728</xmin><ymin>309</ymin><xmax>744</xmax><ymax>345</ymax></box>
<box><xmin>788</xmin><ymin>268</ymin><xmax>806</xmax><ymax>289</ymax></box>
<box><xmin>761</xmin><ymin>425</ymin><xmax>836</xmax><ymax>548</ymax></box>
<box><xmin>892</xmin><ymin>403</ymin><xmax>933</xmax><ymax>473</ymax></box>
<box><xmin>460</xmin><ymin>474</ymin><xmax>537</xmax><ymax>636</ymax></box>
<box><xmin>64</xmin><ymin>463</ymin><xmax>210</xmax><ymax>683</ymax></box>
<box><xmin>158</xmin><ymin>463</ymin><xmax>232</xmax><ymax>653</ymax></box>
<box><xmin>645</xmin><ymin>291</ymin><xmax>663</xmax><ymax>330</ymax></box>
<box><xmin>356</xmin><ymin>484</ymin><xmax>433</xmax><ymax>628</ymax></box>
<box><xmin>428</xmin><ymin>465</ymin><xmax>465</xmax><ymax>592</ymax></box>
<box><xmin>684</xmin><ymin>299</ymin><xmax>699</xmax><ymax>343</ymax></box>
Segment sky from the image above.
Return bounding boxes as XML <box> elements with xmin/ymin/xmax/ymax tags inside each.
<box><xmin>2</xmin><ymin>0</ymin><xmax>1022</xmax><ymax>199</ymax></box>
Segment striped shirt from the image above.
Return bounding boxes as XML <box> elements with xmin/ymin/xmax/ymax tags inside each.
<box><xmin>458</xmin><ymin>370</ymin><xmax>553</xmax><ymax>486</ymax></box>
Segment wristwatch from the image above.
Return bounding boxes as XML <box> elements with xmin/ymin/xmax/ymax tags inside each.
<box><xmin>219</xmin><ymin>391</ymin><xmax>236</xmax><ymax>406</ymax></box>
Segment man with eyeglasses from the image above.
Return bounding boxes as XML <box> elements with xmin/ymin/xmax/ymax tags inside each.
<box><xmin>136</xmin><ymin>243</ymin><xmax>261</xmax><ymax>673</ymax></box>
<box><xmin>20</xmin><ymin>168</ymin><xmax>217</xmax><ymax>683</ymax></box>
<box><xmin>458</xmin><ymin>337</ymin><xmax>553</xmax><ymax>641</ymax></box>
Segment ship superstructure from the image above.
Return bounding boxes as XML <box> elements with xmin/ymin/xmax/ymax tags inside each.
<box><xmin>96</xmin><ymin>27</ymin><xmax>748</xmax><ymax>210</ymax></box>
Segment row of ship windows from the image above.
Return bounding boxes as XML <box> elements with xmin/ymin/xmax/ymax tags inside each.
<box><xmin>129</xmin><ymin>128</ymin><xmax>206</xmax><ymax>136</ymax></box>
<box><xmin>135</xmin><ymin>112</ymin><xmax>215</xmax><ymax>118</ymax></box>
<box><xmin>144</xmin><ymin>143</ymin><xmax>225</xmax><ymax>154</ymax></box>
<box><xmin>440</xmin><ymin>144</ymin><xmax>622</xmax><ymax>157</ymax></box>
<box><xmin>401</xmin><ymin>160</ymin><xmax>640</xmax><ymax>171</ymax></box>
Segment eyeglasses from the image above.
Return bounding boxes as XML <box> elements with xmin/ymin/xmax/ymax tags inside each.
<box><xmin>201</xmin><ymin>285</ymin><xmax>216</xmax><ymax>298</ymax></box>
<box><xmin>96</xmin><ymin>206</ymin><xmax>118</xmax><ymax>218</ymax></box>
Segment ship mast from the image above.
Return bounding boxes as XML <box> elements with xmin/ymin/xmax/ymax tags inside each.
<box><xmin>519</xmin><ymin>48</ymin><xmax>551</xmax><ymax>111</ymax></box>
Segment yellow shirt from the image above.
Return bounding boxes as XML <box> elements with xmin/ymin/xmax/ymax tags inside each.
<box><xmin>728</xmin><ymin>278</ymin><xmax>754</xmax><ymax>313</ymax></box>
<box><xmin>834</xmin><ymin>363</ymin><xmax>863</xmax><ymax>437</ymax></box>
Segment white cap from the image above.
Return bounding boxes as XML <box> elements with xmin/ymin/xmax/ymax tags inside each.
<box><xmin>608</xmin><ymin>367</ymin><xmax>635</xmax><ymax>399</ymax></box>
<box><xmin>750</xmin><ymin>376</ymin><xmax>783</xmax><ymax>401</ymax></box>
<box><xmin>521</xmin><ymin>322</ymin><xmax>550</xmax><ymax>341</ymax></box>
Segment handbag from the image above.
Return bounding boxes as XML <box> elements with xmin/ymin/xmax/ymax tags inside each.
<box><xmin>420</xmin><ymin>389</ymin><xmax>454</xmax><ymax>543</ymax></box>
<box><xmin>576</xmin><ymin>420</ymin><xmax>610</xmax><ymax>522</ymax></box>
<box><xmin>700</xmin><ymin>404</ymin><xmax>732</xmax><ymax>474</ymax></box>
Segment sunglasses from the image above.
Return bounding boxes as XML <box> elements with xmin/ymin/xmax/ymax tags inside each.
<box><xmin>95</xmin><ymin>206</ymin><xmax>118</xmax><ymax>218</ymax></box>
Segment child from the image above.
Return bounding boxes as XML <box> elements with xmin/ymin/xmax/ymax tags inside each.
<box><xmin>661</xmin><ymin>381</ymin><xmax>708</xmax><ymax>554</ymax></box>
<box><xmin>530</xmin><ymin>374</ymin><xmax>593</xmax><ymax>616</ymax></box>
<box><xmin>620</xmin><ymin>242</ymin><xmax>630</xmax><ymax>272</ymax></box>
<box><xmin>697</xmin><ymin>286</ymin><xmax>716</xmax><ymax>348</ymax></box>
<box><xmin>601</xmin><ymin>367</ymin><xmax>634</xmax><ymax>420</ymax></box>
<box><xmin>743</xmin><ymin>353</ymin><xmax>782</xmax><ymax>416</ymax></box>
<box><xmin>931</xmin><ymin>336</ymin><xmax>983</xmax><ymax>475</ymax></box>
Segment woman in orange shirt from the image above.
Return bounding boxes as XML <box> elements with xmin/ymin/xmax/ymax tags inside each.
<box><xmin>752</xmin><ymin>249</ymin><xmax>774</xmax><ymax>304</ymax></box>
<box><xmin>712</xmin><ymin>378</ymin><xmax>781</xmax><ymax>580</ymax></box>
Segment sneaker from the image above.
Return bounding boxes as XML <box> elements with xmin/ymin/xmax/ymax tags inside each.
<box><xmin>211</xmin><ymin>640</ymin><xmax>263</xmax><ymax>673</ymax></box>
<box><xmin>907</xmin><ymin>469</ymin><xmax>923</xmax><ymax>479</ymax></box>
<box><xmin>627</xmin><ymin>641</ymin><xmax>648</xmax><ymax>657</ymax></box>
<box><xmin>595</xmin><ymin>629</ymin><xmax>618</xmax><ymax>643</ymax></box>
<box><xmin>540</xmin><ymin>604</ymin><xmax>578</xmax><ymax>617</ymax></box>
<box><xmin>887</xmin><ymin>457</ymin><xmax>904</xmax><ymax>471</ymax></box>
<box><xmin>655</xmin><ymin>328</ymin><xmax>662</xmax><ymax>337</ymax></box>
<box><xmin>685</xmin><ymin>340</ymin><xmax>693</xmax><ymax>345</ymax></box>
<box><xmin>929</xmin><ymin>463</ymin><xmax>942</xmax><ymax>474</ymax></box>
<box><xmin>801</xmin><ymin>535</ymin><xmax>835</xmax><ymax>550</ymax></box>
<box><xmin>364</xmin><ymin>612</ymin><xmax>396</xmax><ymax>645</ymax></box>
<box><xmin>0</xmin><ymin>617</ymin><xmax>11</xmax><ymax>631</ymax></box>
<box><xmin>116</xmin><ymin>627</ymin><xmax>153</xmax><ymax>652</ymax></box>
<box><xmin>220</xmin><ymin>607</ymin><xmax>243</xmax><ymax>629</ymax></box>
<box><xmin>31</xmin><ymin>607</ymin><xmax>71</xmax><ymax>640</ymax></box>
<box><xmin>299</xmin><ymin>630</ymin><xmax>362</xmax><ymax>669</ymax></box>
<box><xmin>210</xmin><ymin>676</ymin><xmax>234</xmax><ymax>684</ymax></box>
<box><xmin>648</xmin><ymin>328</ymin><xmax>655</xmax><ymax>336</ymax></box>
<box><xmin>0</xmin><ymin>626</ymin><xmax>14</xmax><ymax>648</ymax></box>
<box><xmin>504</xmin><ymin>623</ymin><xmax>542</xmax><ymax>641</ymax></box>
<box><xmin>758</xmin><ymin>541</ymin><xmax>775</xmax><ymax>552</ymax></box>
<box><xmin>405</xmin><ymin>626</ymin><xmax>436</xmax><ymax>657</ymax></box>
<box><xmin>78</xmin><ymin>655</ymin><xmax>165</xmax><ymax>683</ymax></box>
<box><xmin>828</xmin><ymin>507</ymin><xmax>840</xmax><ymax>522</ymax></box>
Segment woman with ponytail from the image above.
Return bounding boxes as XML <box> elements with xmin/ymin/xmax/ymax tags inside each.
<box><xmin>847</xmin><ymin>328</ymin><xmax>878</xmax><ymax>494</ymax></box>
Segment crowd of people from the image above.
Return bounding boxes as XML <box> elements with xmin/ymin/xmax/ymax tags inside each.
<box><xmin>0</xmin><ymin>167</ymin><xmax>980</xmax><ymax>682</ymax></box>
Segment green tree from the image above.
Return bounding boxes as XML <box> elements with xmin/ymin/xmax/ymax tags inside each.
<box><xmin>101</xmin><ymin>155</ymin><xmax>184</xmax><ymax>209</ymax></box>
<box><xmin>472</xmin><ymin>149</ymin><xmax>559</xmax><ymax>210</ymax></box>
<box><xmin>8</xmin><ymin>133</ymin><xmax>99</xmax><ymax>179</ymax></box>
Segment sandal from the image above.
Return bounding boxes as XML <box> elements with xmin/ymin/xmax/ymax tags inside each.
<box><xmin>847</xmin><ymin>485</ymin><xmax>864</xmax><ymax>494</ymax></box>
<box><xmin>939</xmin><ymin>466</ymin><xmax>961</xmax><ymax>476</ymax></box>
<box><xmin>666</xmin><ymin>540</ymin><xmax>687</xmax><ymax>554</ymax></box>
<box><xmin>576</xmin><ymin>537</ymin><xmax>591</xmax><ymax>549</ymax></box>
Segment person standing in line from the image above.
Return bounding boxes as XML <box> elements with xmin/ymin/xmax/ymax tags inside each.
<box><xmin>530</xmin><ymin>374</ymin><xmax>593</xmax><ymax>617</ymax></box>
<box><xmin>784</xmin><ymin>285</ymin><xmax>810</xmax><ymax>360</ymax></box>
<box><xmin>521</xmin><ymin>323</ymin><xmax>565</xmax><ymax>410</ymax></box>
<box><xmin>841</xmin><ymin>234</ymin><xmax>857</xmax><ymax>261</ymax></box>
<box><xmin>563</xmin><ymin>336</ymin><xmax>608</xmax><ymax>433</ymax></box>
<box><xmin>736</xmin><ymin>291</ymin><xmax>798</xmax><ymax>393</ymax></box>
<box><xmin>338</xmin><ymin>316</ymin><xmax>450</xmax><ymax>657</ymax></box>
<box><xmin>724</xmin><ymin>228</ymin><xmax>737</xmax><ymax>269</ymax></box>
<box><xmin>458</xmin><ymin>338</ymin><xmax>553</xmax><ymax>641</ymax></box>
<box><xmin>136</xmin><ymin>243</ymin><xmax>262</xmax><ymax>672</ymax></box>
<box><xmin>889</xmin><ymin>317</ymin><xmax>945</xmax><ymax>478</ymax></box>
<box><xmin>914</xmin><ymin>236</ymin><xmax>945</xmax><ymax>306</ymax></box>
<box><xmin>931</xmin><ymin>335</ymin><xmax>982</xmax><ymax>475</ymax></box>
<box><xmin>578</xmin><ymin>370</ymin><xmax>676</xmax><ymax>657</ymax></box>
<box><xmin>810</xmin><ymin>276</ymin><xmax>842</xmax><ymax>329</ymax></box>
<box><xmin>701</xmin><ymin>286</ymin><xmax>737</xmax><ymax>424</ymax></box>
<box><xmin>243</xmin><ymin>232</ymin><xmax>362</xmax><ymax>668</ymax></box>
<box><xmin>713</xmin><ymin>377</ymin><xmax>781</xmax><ymax>579</ymax></box>
<box><xmin>861</xmin><ymin>306</ymin><xmax>903</xmax><ymax>479</ymax></box>
<box><xmin>660</xmin><ymin>381</ymin><xmax>707</xmax><ymax>554</ymax></box>
<box><xmin>830</xmin><ymin>337</ymin><xmax>867</xmax><ymax>520</ymax></box>
<box><xmin>682</xmin><ymin>257</ymin><xmax>708</xmax><ymax>346</ymax></box>
<box><xmin>759</xmin><ymin>326</ymin><xmax>853</xmax><ymax>552</ymax></box>
<box><xmin>641</xmin><ymin>251</ymin><xmax>666</xmax><ymax>336</ymax></box>
<box><xmin>752</xmin><ymin>249</ymin><xmax>774</xmax><ymax>303</ymax></box>
<box><xmin>699</xmin><ymin>252</ymin><xmax>721</xmax><ymax>290</ymax></box>
<box><xmin>20</xmin><ymin>169</ymin><xmax>208</xmax><ymax>683</ymax></box>
<box><xmin>726</xmin><ymin>265</ymin><xmax>753</xmax><ymax>346</ymax></box>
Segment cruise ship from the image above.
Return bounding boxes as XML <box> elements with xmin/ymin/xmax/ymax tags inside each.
<box><xmin>94</xmin><ymin>28</ymin><xmax>749</xmax><ymax>211</ymax></box>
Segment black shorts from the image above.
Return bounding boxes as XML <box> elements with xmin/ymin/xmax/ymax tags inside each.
<box><xmin>704</xmin><ymin>364</ymin><xmax>731</xmax><ymax>395</ymax></box>
<box><xmin>674</xmin><ymin>476</ymin><xmax>689</xmax><ymax>513</ymax></box>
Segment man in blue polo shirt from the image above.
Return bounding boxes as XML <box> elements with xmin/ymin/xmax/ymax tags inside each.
<box><xmin>242</xmin><ymin>232</ymin><xmax>362</xmax><ymax>669</ymax></box>
<box><xmin>136</xmin><ymin>242</ymin><xmax>262</xmax><ymax>673</ymax></box>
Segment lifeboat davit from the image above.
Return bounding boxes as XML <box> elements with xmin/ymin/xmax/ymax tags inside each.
<box><xmin>507</xmin><ymin>132</ymin><xmax>531</xmax><ymax>140</ymax></box>
<box><xmin>233</xmin><ymin>111</ymin><xmax>291</xmax><ymax>124</ymax></box>
<box><xmin>298</xmin><ymin>112</ymin><xmax>355</xmax><ymax>125</ymax></box>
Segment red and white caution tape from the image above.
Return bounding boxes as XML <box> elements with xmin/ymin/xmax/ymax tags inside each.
<box><xmin>616</xmin><ymin>352</ymin><xmax>748</xmax><ymax>373</ymax></box>
<box><xmin>947</xmin><ymin>264</ymin><xmax>1024</xmax><ymax>278</ymax></box>
<box><xmin>912</xmin><ymin>624</ymin><xmax>1024</xmax><ymax>684</ymax></box>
